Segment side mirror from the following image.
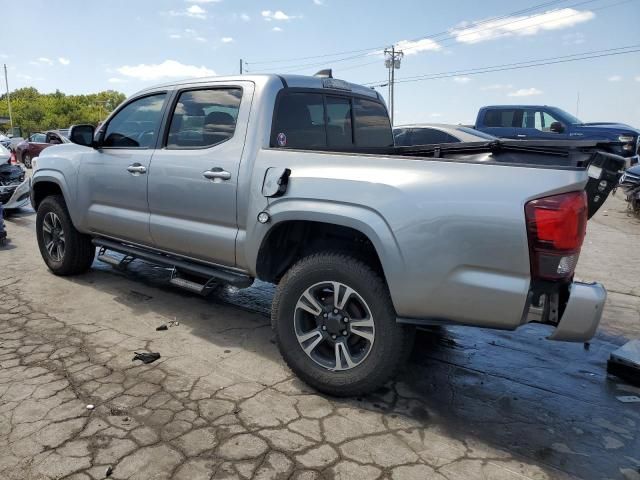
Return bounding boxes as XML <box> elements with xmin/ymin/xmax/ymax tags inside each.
<box><xmin>549</xmin><ymin>121</ymin><xmax>564</xmax><ymax>134</ymax></box>
<box><xmin>69</xmin><ymin>124</ymin><xmax>96</xmax><ymax>147</ymax></box>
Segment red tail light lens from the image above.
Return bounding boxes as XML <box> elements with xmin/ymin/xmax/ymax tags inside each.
<box><xmin>525</xmin><ymin>191</ymin><xmax>587</xmax><ymax>280</ymax></box>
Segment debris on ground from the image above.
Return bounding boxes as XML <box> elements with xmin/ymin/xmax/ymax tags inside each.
<box><xmin>86</xmin><ymin>404</ymin><xmax>94</xmax><ymax>410</ymax></box>
<box><xmin>106</xmin><ymin>465</ymin><xmax>113</xmax><ymax>477</ymax></box>
<box><xmin>132</xmin><ymin>352</ymin><xmax>161</xmax><ymax>364</ymax></box>
<box><xmin>155</xmin><ymin>320</ymin><xmax>179</xmax><ymax>331</ymax></box>
<box><xmin>608</xmin><ymin>339</ymin><xmax>640</xmax><ymax>386</ymax></box>
<box><xmin>616</xmin><ymin>395</ymin><xmax>640</xmax><ymax>403</ymax></box>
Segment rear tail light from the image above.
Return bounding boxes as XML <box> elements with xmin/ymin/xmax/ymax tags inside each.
<box><xmin>525</xmin><ymin>191</ymin><xmax>587</xmax><ymax>280</ymax></box>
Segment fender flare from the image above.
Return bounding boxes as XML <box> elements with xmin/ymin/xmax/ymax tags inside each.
<box><xmin>31</xmin><ymin>171</ymin><xmax>80</xmax><ymax>226</ymax></box>
<box><xmin>245</xmin><ymin>198</ymin><xmax>406</xmax><ymax>306</ymax></box>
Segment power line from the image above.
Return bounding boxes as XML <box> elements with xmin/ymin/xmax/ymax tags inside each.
<box><xmin>245</xmin><ymin>0</ymin><xmax>578</xmax><ymax>67</ymax></box>
<box><xmin>364</xmin><ymin>45</ymin><xmax>640</xmax><ymax>86</ymax></box>
<box><xmin>246</xmin><ymin>0</ymin><xmax>604</xmax><ymax>71</ymax></box>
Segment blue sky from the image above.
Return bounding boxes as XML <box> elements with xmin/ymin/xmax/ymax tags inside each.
<box><xmin>2</xmin><ymin>0</ymin><xmax>640</xmax><ymax>126</ymax></box>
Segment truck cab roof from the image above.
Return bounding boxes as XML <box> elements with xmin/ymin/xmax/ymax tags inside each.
<box><xmin>135</xmin><ymin>74</ymin><xmax>381</xmax><ymax>101</ymax></box>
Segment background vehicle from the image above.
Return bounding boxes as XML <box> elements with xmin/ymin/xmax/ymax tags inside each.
<box><xmin>0</xmin><ymin>162</ymin><xmax>29</xmax><ymax>211</ymax></box>
<box><xmin>30</xmin><ymin>74</ymin><xmax>623</xmax><ymax>395</ymax></box>
<box><xmin>394</xmin><ymin>123</ymin><xmax>496</xmax><ymax>146</ymax></box>
<box><xmin>474</xmin><ymin>105</ymin><xmax>639</xmax><ymax>166</ymax></box>
<box><xmin>618</xmin><ymin>163</ymin><xmax>640</xmax><ymax>213</ymax></box>
<box><xmin>0</xmin><ymin>144</ymin><xmax>10</xmax><ymax>164</ymax></box>
<box><xmin>16</xmin><ymin>130</ymin><xmax>69</xmax><ymax>168</ymax></box>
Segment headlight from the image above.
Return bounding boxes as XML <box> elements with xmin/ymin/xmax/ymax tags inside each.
<box><xmin>618</xmin><ymin>135</ymin><xmax>635</xmax><ymax>143</ymax></box>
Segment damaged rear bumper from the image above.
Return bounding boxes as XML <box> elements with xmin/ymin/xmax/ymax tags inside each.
<box><xmin>0</xmin><ymin>178</ymin><xmax>31</xmax><ymax>210</ymax></box>
<box><xmin>548</xmin><ymin>282</ymin><xmax>606</xmax><ymax>341</ymax></box>
<box><xmin>527</xmin><ymin>281</ymin><xmax>607</xmax><ymax>342</ymax></box>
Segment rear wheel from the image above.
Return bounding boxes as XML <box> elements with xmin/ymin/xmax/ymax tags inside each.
<box><xmin>36</xmin><ymin>195</ymin><xmax>95</xmax><ymax>275</ymax></box>
<box><xmin>23</xmin><ymin>153</ymin><xmax>32</xmax><ymax>169</ymax></box>
<box><xmin>272</xmin><ymin>252</ymin><xmax>413</xmax><ymax>396</ymax></box>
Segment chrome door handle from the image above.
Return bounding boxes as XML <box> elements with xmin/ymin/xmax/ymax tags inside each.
<box><xmin>203</xmin><ymin>168</ymin><xmax>231</xmax><ymax>181</ymax></box>
<box><xmin>127</xmin><ymin>164</ymin><xmax>147</xmax><ymax>174</ymax></box>
<box><xmin>516</xmin><ymin>134</ymin><xmax>527</xmax><ymax>138</ymax></box>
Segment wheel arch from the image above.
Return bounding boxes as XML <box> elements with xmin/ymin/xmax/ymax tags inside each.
<box><xmin>249</xmin><ymin>200</ymin><xmax>405</xmax><ymax>308</ymax></box>
<box><xmin>31</xmin><ymin>174</ymin><xmax>78</xmax><ymax>224</ymax></box>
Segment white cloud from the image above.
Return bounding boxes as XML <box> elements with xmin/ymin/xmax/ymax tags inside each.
<box><xmin>116</xmin><ymin>60</ymin><xmax>216</xmax><ymax>82</ymax></box>
<box><xmin>453</xmin><ymin>76</ymin><xmax>471</xmax><ymax>84</ymax></box>
<box><xmin>508</xmin><ymin>87</ymin><xmax>543</xmax><ymax>97</ymax></box>
<box><xmin>187</xmin><ymin>5</ymin><xmax>206</xmax><ymax>18</ymax></box>
<box><xmin>272</xmin><ymin>26</ymin><xmax>283</xmax><ymax>32</ymax></box>
<box><xmin>30</xmin><ymin>57</ymin><xmax>53</xmax><ymax>66</ymax></box>
<box><xmin>607</xmin><ymin>75</ymin><xmax>622</xmax><ymax>82</ymax></box>
<box><xmin>221</xmin><ymin>37</ymin><xmax>234</xmax><ymax>43</ymax></box>
<box><xmin>394</xmin><ymin>38</ymin><xmax>441</xmax><ymax>55</ymax></box>
<box><xmin>185</xmin><ymin>0</ymin><xmax>220</xmax><ymax>2</ymax></box>
<box><xmin>17</xmin><ymin>73</ymin><xmax>33</xmax><ymax>80</ymax></box>
<box><xmin>481</xmin><ymin>83</ymin><xmax>513</xmax><ymax>90</ymax></box>
<box><xmin>169</xmin><ymin>34</ymin><xmax>182</xmax><ymax>39</ymax></box>
<box><xmin>167</xmin><ymin>5</ymin><xmax>207</xmax><ymax>19</ymax></box>
<box><xmin>262</xmin><ymin>10</ymin><xmax>296</xmax><ymax>21</ymax></box>
<box><xmin>635</xmin><ymin>75</ymin><xmax>640</xmax><ymax>82</ymax></box>
<box><xmin>0</xmin><ymin>53</ymin><xmax>8</xmax><ymax>59</ymax></box>
<box><xmin>108</xmin><ymin>77</ymin><xmax>127</xmax><ymax>84</ymax></box>
<box><xmin>562</xmin><ymin>32</ymin><xmax>585</xmax><ymax>45</ymax></box>
<box><xmin>430</xmin><ymin>113</ymin><xmax>442</xmax><ymax>118</ymax></box>
<box><xmin>58</xmin><ymin>57</ymin><xmax>70</xmax><ymax>66</ymax></box>
<box><xmin>195</xmin><ymin>36</ymin><xmax>207</xmax><ymax>42</ymax></box>
<box><xmin>313</xmin><ymin>0</ymin><xmax>324</xmax><ymax>4</ymax></box>
<box><xmin>240</xmin><ymin>13</ymin><xmax>250</xmax><ymax>21</ymax></box>
<box><xmin>451</xmin><ymin>8</ymin><xmax>595</xmax><ymax>44</ymax></box>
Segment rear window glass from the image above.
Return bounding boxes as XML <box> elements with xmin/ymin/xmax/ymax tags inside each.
<box><xmin>271</xmin><ymin>91</ymin><xmax>392</xmax><ymax>150</ymax></box>
<box><xmin>410</xmin><ymin>128</ymin><xmax>458</xmax><ymax>144</ymax></box>
<box><xmin>353</xmin><ymin>99</ymin><xmax>393</xmax><ymax>147</ymax></box>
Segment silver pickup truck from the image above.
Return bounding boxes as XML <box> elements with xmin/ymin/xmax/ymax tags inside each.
<box><xmin>30</xmin><ymin>74</ymin><xmax>624</xmax><ymax>395</ymax></box>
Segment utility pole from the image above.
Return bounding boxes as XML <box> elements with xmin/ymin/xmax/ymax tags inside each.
<box><xmin>383</xmin><ymin>46</ymin><xmax>403</xmax><ymax>126</ymax></box>
<box><xmin>3</xmin><ymin>64</ymin><xmax>13</xmax><ymax>131</ymax></box>
<box><xmin>240</xmin><ymin>59</ymin><xmax>243</xmax><ymax>75</ymax></box>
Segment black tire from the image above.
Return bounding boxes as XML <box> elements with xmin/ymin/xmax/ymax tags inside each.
<box><xmin>272</xmin><ymin>252</ymin><xmax>414</xmax><ymax>397</ymax></box>
<box><xmin>36</xmin><ymin>195</ymin><xmax>95</xmax><ymax>276</ymax></box>
<box><xmin>23</xmin><ymin>153</ymin><xmax>32</xmax><ymax>169</ymax></box>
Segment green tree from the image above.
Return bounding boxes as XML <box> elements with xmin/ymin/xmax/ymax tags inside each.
<box><xmin>0</xmin><ymin>88</ymin><xmax>126</xmax><ymax>136</ymax></box>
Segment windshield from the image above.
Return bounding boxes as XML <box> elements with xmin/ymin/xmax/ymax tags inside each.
<box><xmin>548</xmin><ymin>107</ymin><xmax>583</xmax><ymax>125</ymax></box>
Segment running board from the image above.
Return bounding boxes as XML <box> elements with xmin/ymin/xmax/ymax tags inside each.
<box><xmin>92</xmin><ymin>238</ymin><xmax>253</xmax><ymax>289</ymax></box>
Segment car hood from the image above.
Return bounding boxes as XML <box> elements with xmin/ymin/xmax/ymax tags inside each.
<box><xmin>574</xmin><ymin>123</ymin><xmax>640</xmax><ymax>137</ymax></box>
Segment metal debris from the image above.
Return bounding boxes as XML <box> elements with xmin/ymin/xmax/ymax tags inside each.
<box><xmin>132</xmin><ymin>352</ymin><xmax>161</xmax><ymax>364</ymax></box>
<box><xmin>86</xmin><ymin>404</ymin><xmax>95</xmax><ymax>410</ymax></box>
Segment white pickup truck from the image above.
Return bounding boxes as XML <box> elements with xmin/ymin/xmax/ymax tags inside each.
<box><xmin>30</xmin><ymin>74</ymin><xmax>624</xmax><ymax>395</ymax></box>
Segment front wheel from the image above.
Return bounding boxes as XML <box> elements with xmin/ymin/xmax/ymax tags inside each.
<box><xmin>272</xmin><ymin>253</ymin><xmax>414</xmax><ymax>396</ymax></box>
<box><xmin>36</xmin><ymin>195</ymin><xmax>95</xmax><ymax>275</ymax></box>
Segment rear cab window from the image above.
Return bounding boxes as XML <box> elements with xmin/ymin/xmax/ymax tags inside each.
<box><xmin>271</xmin><ymin>89</ymin><xmax>392</xmax><ymax>150</ymax></box>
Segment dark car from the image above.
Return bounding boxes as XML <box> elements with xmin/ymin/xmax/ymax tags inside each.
<box><xmin>394</xmin><ymin>123</ymin><xmax>497</xmax><ymax>146</ymax></box>
<box><xmin>16</xmin><ymin>130</ymin><xmax>69</xmax><ymax>168</ymax></box>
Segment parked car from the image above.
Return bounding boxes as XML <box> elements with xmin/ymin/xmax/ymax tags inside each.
<box><xmin>0</xmin><ymin>143</ymin><xmax>11</xmax><ymax>164</ymax></box>
<box><xmin>31</xmin><ymin>74</ymin><xmax>624</xmax><ymax>395</ymax></box>
<box><xmin>474</xmin><ymin>105</ymin><xmax>639</xmax><ymax>166</ymax></box>
<box><xmin>0</xmin><ymin>161</ymin><xmax>29</xmax><ymax>211</ymax></box>
<box><xmin>16</xmin><ymin>130</ymin><xmax>69</xmax><ymax>168</ymax></box>
<box><xmin>394</xmin><ymin>123</ymin><xmax>496</xmax><ymax>146</ymax></box>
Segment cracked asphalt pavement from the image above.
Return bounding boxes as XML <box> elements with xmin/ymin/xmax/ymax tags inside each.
<box><xmin>0</xmin><ymin>193</ymin><xmax>639</xmax><ymax>480</ymax></box>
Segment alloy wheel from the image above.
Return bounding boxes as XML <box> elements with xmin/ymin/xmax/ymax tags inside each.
<box><xmin>294</xmin><ymin>281</ymin><xmax>375</xmax><ymax>371</ymax></box>
<box><xmin>42</xmin><ymin>212</ymin><xmax>65</xmax><ymax>261</ymax></box>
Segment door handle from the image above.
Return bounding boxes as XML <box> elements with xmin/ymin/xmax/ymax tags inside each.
<box><xmin>203</xmin><ymin>168</ymin><xmax>231</xmax><ymax>181</ymax></box>
<box><xmin>127</xmin><ymin>163</ymin><xmax>147</xmax><ymax>174</ymax></box>
<box><xmin>516</xmin><ymin>134</ymin><xmax>527</xmax><ymax>138</ymax></box>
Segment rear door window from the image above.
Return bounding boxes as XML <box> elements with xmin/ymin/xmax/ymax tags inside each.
<box><xmin>410</xmin><ymin>128</ymin><xmax>459</xmax><ymax>144</ymax></box>
<box><xmin>167</xmin><ymin>88</ymin><xmax>242</xmax><ymax>149</ymax></box>
<box><xmin>484</xmin><ymin>109</ymin><xmax>520</xmax><ymax>128</ymax></box>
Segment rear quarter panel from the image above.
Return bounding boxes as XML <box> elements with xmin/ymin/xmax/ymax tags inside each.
<box><xmin>243</xmin><ymin>149</ymin><xmax>588</xmax><ymax>329</ymax></box>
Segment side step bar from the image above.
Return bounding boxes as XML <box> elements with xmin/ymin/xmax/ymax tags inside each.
<box><xmin>92</xmin><ymin>238</ymin><xmax>253</xmax><ymax>289</ymax></box>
